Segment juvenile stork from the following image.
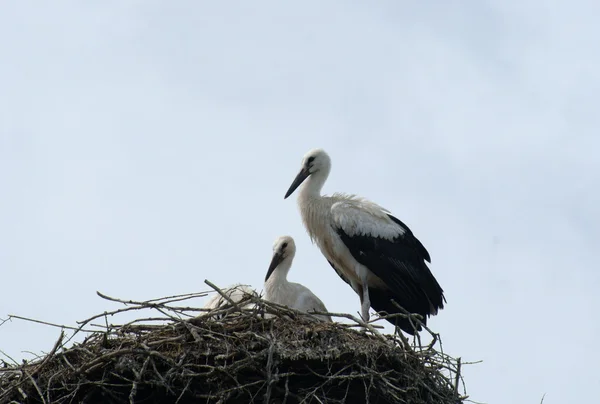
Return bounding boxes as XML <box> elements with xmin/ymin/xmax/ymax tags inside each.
<box><xmin>284</xmin><ymin>148</ymin><xmax>446</xmax><ymax>334</ymax></box>
<box><xmin>203</xmin><ymin>283</ymin><xmax>258</xmax><ymax>317</ymax></box>
<box><xmin>264</xmin><ymin>235</ymin><xmax>332</xmax><ymax>322</ymax></box>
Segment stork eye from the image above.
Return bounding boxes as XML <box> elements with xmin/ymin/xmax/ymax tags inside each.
<box><xmin>282</xmin><ymin>242</ymin><xmax>288</xmax><ymax>248</ymax></box>
<box><xmin>307</xmin><ymin>156</ymin><xmax>315</xmax><ymax>164</ymax></box>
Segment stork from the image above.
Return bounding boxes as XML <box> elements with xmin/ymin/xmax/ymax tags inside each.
<box><xmin>264</xmin><ymin>235</ymin><xmax>332</xmax><ymax>322</ymax></box>
<box><xmin>203</xmin><ymin>283</ymin><xmax>258</xmax><ymax>317</ymax></box>
<box><xmin>283</xmin><ymin>148</ymin><xmax>446</xmax><ymax>335</ymax></box>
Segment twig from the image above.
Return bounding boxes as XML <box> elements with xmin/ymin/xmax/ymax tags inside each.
<box><xmin>7</xmin><ymin>315</ymin><xmax>94</xmax><ymax>333</ymax></box>
<box><xmin>263</xmin><ymin>326</ymin><xmax>276</xmax><ymax>404</ymax></box>
<box><xmin>129</xmin><ymin>356</ymin><xmax>150</xmax><ymax>404</ymax></box>
<box><xmin>146</xmin><ymin>291</ymin><xmax>209</xmax><ymax>303</ymax></box>
<box><xmin>24</xmin><ymin>368</ymin><xmax>46</xmax><ymax>404</ymax></box>
<box><xmin>454</xmin><ymin>357</ymin><xmax>461</xmax><ymax>396</ymax></box>
<box><xmin>0</xmin><ymin>350</ymin><xmax>19</xmax><ymax>366</ymax></box>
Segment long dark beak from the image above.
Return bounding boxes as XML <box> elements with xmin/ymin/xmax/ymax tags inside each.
<box><xmin>284</xmin><ymin>167</ymin><xmax>310</xmax><ymax>199</ymax></box>
<box><xmin>265</xmin><ymin>252</ymin><xmax>284</xmax><ymax>281</ymax></box>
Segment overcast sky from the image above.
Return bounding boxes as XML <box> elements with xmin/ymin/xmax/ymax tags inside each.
<box><xmin>1</xmin><ymin>1</ymin><xmax>598</xmax><ymax>403</ymax></box>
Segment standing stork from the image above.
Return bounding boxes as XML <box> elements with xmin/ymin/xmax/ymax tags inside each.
<box><xmin>264</xmin><ymin>235</ymin><xmax>332</xmax><ymax>322</ymax></box>
<box><xmin>283</xmin><ymin>148</ymin><xmax>446</xmax><ymax>334</ymax></box>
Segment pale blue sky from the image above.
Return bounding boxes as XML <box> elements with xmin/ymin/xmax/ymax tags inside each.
<box><xmin>1</xmin><ymin>2</ymin><xmax>598</xmax><ymax>403</ymax></box>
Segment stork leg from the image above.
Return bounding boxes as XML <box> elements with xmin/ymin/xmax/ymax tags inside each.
<box><xmin>360</xmin><ymin>284</ymin><xmax>370</xmax><ymax>322</ymax></box>
<box><xmin>350</xmin><ymin>279</ymin><xmax>369</xmax><ymax>322</ymax></box>
<box><xmin>350</xmin><ymin>277</ymin><xmax>371</xmax><ymax>322</ymax></box>
<box><xmin>355</xmin><ymin>272</ymin><xmax>371</xmax><ymax>322</ymax></box>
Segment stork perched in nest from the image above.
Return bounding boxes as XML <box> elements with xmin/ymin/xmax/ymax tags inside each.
<box><xmin>264</xmin><ymin>235</ymin><xmax>332</xmax><ymax>322</ymax></box>
<box><xmin>283</xmin><ymin>148</ymin><xmax>446</xmax><ymax>335</ymax></box>
<box><xmin>203</xmin><ymin>284</ymin><xmax>258</xmax><ymax>317</ymax></box>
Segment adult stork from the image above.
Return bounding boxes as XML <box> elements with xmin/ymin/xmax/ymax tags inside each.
<box><xmin>283</xmin><ymin>148</ymin><xmax>445</xmax><ymax>334</ymax></box>
<box><xmin>264</xmin><ymin>235</ymin><xmax>332</xmax><ymax>322</ymax></box>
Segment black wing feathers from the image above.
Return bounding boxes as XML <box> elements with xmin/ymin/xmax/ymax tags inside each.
<box><xmin>335</xmin><ymin>214</ymin><xmax>445</xmax><ymax>333</ymax></box>
<box><xmin>329</xmin><ymin>256</ymin><xmax>423</xmax><ymax>335</ymax></box>
<box><xmin>387</xmin><ymin>214</ymin><xmax>431</xmax><ymax>263</ymax></box>
<box><xmin>367</xmin><ymin>286</ymin><xmax>423</xmax><ymax>335</ymax></box>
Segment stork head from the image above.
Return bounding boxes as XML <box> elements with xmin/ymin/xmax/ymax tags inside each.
<box><xmin>265</xmin><ymin>235</ymin><xmax>296</xmax><ymax>282</ymax></box>
<box><xmin>284</xmin><ymin>148</ymin><xmax>331</xmax><ymax>199</ymax></box>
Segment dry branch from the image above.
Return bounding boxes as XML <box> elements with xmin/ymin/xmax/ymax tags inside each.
<box><xmin>0</xmin><ymin>282</ymin><xmax>471</xmax><ymax>404</ymax></box>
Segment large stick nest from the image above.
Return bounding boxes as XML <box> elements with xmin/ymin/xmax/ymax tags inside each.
<box><xmin>0</xmin><ymin>282</ymin><xmax>470</xmax><ymax>404</ymax></box>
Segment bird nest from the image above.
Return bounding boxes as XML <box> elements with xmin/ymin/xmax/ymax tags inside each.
<box><xmin>0</xmin><ymin>281</ymin><xmax>471</xmax><ymax>404</ymax></box>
